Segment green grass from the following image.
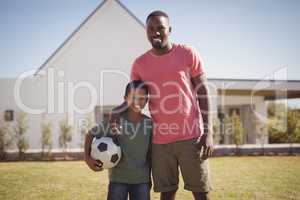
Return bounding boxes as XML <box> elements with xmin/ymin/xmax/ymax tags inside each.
<box><xmin>0</xmin><ymin>156</ymin><xmax>299</xmax><ymax>200</ymax></box>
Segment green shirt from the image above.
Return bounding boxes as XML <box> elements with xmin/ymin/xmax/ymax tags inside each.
<box><xmin>91</xmin><ymin>114</ymin><xmax>153</xmax><ymax>184</ymax></box>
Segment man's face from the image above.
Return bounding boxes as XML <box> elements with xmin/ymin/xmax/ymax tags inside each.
<box><xmin>124</xmin><ymin>88</ymin><xmax>148</xmax><ymax>113</ymax></box>
<box><xmin>146</xmin><ymin>16</ymin><xmax>171</xmax><ymax>50</ymax></box>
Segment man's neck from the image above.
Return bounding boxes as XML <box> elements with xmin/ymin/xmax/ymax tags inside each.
<box><xmin>126</xmin><ymin>109</ymin><xmax>143</xmax><ymax>123</ymax></box>
<box><xmin>152</xmin><ymin>41</ymin><xmax>173</xmax><ymax>55</ymax></box>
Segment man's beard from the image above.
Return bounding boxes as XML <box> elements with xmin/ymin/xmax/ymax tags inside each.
<box><xmin>153</xmin><ymin>43</ymin><xmax>163</xmax><ymax>49</ymax></box>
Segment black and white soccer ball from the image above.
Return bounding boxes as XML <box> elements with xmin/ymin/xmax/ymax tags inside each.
<box><xmin>91</xmin><ymin>137</ymin><xmax>121</xmax><ymax>169</ymax></box>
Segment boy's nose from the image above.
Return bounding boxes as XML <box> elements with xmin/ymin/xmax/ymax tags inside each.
<box><xmin>133</xmin><ymin>100</ymin><xmax>139</xmax><ymax>105</ymax></box>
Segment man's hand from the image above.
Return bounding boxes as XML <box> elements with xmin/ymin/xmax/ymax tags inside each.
<box><xmin>196</xmin><ymin>132</ymin><xmax>214</xmax><ymax>160</ymax></box>
<box><xmin>85</xmin><ymin>156</ymin><xmax>104</xmax><ymax>172</ymax></box>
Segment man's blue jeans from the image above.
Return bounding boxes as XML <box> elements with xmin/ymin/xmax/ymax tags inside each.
<box><xmin>107</xmin><ymin>182</ymin><xmax>150</xmax><ymax>200</ymax></box>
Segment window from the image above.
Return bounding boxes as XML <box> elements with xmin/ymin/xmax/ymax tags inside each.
<box><xmin>4</xmin><ymin>110</ymin><xmax>14</xmax><ymax>121</ymax></box>
<box><xmin>229</xmin><ymin>108</ymin><xmax>240</xmax><ymax>116</ymax></box>
<box><xmin>94</xmin><ymin>105</ymin><xmax>115</xmax><ymax>124</ymax></box>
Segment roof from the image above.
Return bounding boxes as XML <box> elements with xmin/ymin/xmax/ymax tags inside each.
<box><xmin>33</xmin><ymin>0</ymin><xmax>145</xmax><ymax>76</ymax></box>
<box><xmin>209</xmin><ymin>78</ymin><xmax>300</xmax><ymax>99</ymax></box>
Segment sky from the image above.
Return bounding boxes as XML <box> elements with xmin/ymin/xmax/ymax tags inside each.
<box><xmin>0</xmin><ymin>0</ymin><xmax>299</xmax><ymax>80</ymax></box>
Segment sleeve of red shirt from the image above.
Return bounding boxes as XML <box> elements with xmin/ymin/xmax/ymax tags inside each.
<box><xmin>130</xmin><ymin>59</ymin><xmax>141</xmax><ymax>81</ymax></box>
<box><xmin>186</xmin><ymin>45</ymin><xmax>205</xmax><ymax>78</ymax></box>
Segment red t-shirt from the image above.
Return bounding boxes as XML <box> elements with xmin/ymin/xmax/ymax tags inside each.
<box><xmin>131</xmin><ymin>43</ymin><xmax>205</xmax><ymax>144</ymax></box>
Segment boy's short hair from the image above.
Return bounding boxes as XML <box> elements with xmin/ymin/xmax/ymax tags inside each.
<box><xmin>146</xmin><ymin>10</ymin><xmax>169</xmax><ymax>23</ymax></box>
<box><xmin>125</xmin><ymin>80</ymin><xmax>149</xmax><ymax>97</ymax></box>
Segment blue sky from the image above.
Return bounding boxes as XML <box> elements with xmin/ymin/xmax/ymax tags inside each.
<box><xmin>0</xmin><ymin>0</ymin><xmax>299</xmax><ymax>81</ymax></box>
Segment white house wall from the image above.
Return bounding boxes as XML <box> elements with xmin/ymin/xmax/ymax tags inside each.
<box><xmin>1</xmin><ymin>0</ymin><xmax>152</xmax><ymax>151</ymax></box>
<box><xmin>36</xmin><ymin>0</ymin><xmax>150</xmax><ymax>106</ymax></box>
<box><xmin>0</xmin><ymin>0</ymin><xmax>275</xmax><ymax>151</ymax></box>
<box><xmin>0</xmin><ymin>78</ymin><xmax>45</xmax><ymax>150</ymax></box>
<box><xmin>217</xmin><ymin>95</ymin><xmax>268</xmax><ymax>125</ymax></box>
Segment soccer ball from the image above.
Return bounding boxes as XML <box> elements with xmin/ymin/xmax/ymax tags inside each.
<box><xmin>91</xmin><ymin>137</ymin><xmax>121</xmax><ymax>169</ymax></box>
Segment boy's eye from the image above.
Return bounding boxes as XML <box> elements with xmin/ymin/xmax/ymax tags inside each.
<box><xmin>132</xmin><ymin>96</ymin><xmax>147</xmax><ymax>101</ymax></box>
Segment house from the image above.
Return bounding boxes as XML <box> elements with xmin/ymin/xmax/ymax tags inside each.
<box><xmin>1</xmin><ymin>0</ymin><xmax>300</xmax><ymax>153</ymax></box>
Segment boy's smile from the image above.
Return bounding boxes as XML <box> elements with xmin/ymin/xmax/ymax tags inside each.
<box><xmin>125</xmin><ymin>88</ymin><xmax>148</xmax><ymax>113</ymax></box>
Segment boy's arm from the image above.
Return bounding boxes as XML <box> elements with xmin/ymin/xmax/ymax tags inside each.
<box><xmin>84</xmin><ymin>130</ymin><xmax>103</xmax><ymax>172</ymax></box>
<box><xmin>147</xmin><ymin>147</ymin><xmax>152</xmax><ymax>189</ymax></box>
<box><xmin>147</xmin><ymin>122</ymin><xmax>153</xmax><ymax>189</ymax></box>
<box><xmin>147</xmin><ymin>146</ymin><xmax>152</xmax><ymax>189</ymax></box>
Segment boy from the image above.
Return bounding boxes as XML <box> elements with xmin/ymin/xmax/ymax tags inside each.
<box><xmin>84</xmin><ymin>80</ymin><xmax>152</xmax><ymax>200</ymax></box>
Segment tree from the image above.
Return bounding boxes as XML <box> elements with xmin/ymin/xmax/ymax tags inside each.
<box><xmin>212</xmin><ymin>117</ymin><xmax>221</xmax><ymax>144</ymax></box>
<box><xmin>14</xmin><ymin>112</ymin><xmax>29</xmax><ymax>160</ymax></box>
<box><xmin>251</xmin><ymin>113</ymin><xmax>267</xmax><ymax>155</ymax></box>
<box><xmin>58</xmin><ymin>119</ymin><xmax>73</xmax><ymax>158</ymax></box>
<box><xmin>267</xmin><ymin>102</ymin><xmax>286</xmax><ymax>118</ymax></box>
<box><xmin>286</xmin><ymin>109</ymin><xmax>300</xmax><ymax>154</ymax></box>
<box><xmin>0</xmin><ymin>114</ymin><xmax>14</xmax><ymax>160</ymax></box>
<box><xmin>79</xmin><ymin>114</ymin><xmax>94</xmax><ymax>148</ymax></box>
<box><xmin>225</xmin><ymin>111</ymin><xmax>243</xmax><ymax>155</ymax></box>
<box><xmin>41</xmin><ymin>119</ymin><xmax>53</xmax><ymax>159</ymax></box>
<box><xmin>267</xmin><ymin>103</ymin><xmax>300</xmax><ymax>146</ymax></box>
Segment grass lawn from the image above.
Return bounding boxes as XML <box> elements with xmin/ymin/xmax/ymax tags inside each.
<box><xmin>0</xmin><ymin>156</ymin><xmax>299</xmax><ymax>200</ymax></box>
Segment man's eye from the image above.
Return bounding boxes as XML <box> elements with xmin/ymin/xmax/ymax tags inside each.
<box><xmin>148</xmin><ymin>27</ymin><xmax>155</xmax><ymax>32</ymax></box>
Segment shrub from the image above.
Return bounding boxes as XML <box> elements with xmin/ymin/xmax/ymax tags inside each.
<box><xmin>14</xmin><ymin>112</ymin><xmax>29</xmax><ymax>160</ymax></box>
<box><xmin>79</xmin><ymin>114</ymin><xmax>94</xmax><ymax>148</ymax></box>
<box><xmin>0</xmin><ymin>114</ymin><xmax>14</xmax><ymax>159</ymax></box>
<box><xmin>41</xmin><ymin>119</ymin><xmax>53</xmax><ymax>159</ymax></box>
<box><xmin>58</xmin><ymin>119</ymin><xmax>73</xmax><ymax>156</ymax></box>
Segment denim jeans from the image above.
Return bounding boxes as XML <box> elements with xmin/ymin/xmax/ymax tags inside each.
<box><xmin>107</xmin><ymin>182</ymin><xmax>150</xmax><ymax>200</ymax></box>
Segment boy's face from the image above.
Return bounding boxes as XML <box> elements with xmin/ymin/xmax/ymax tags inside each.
<box><xmin>124</xmin><ymin>88</ymin><xmax>148</xmax><ymax>112</ymax></box>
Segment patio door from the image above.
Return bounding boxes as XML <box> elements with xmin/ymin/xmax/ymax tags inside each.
<box><xmin>225</xmin><ymin>105</ymin><xmax>255</xmax><ymax>144</ymax></box>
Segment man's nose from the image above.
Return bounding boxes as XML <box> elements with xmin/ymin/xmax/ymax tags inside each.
<box><xmin>155</xmin><ymin>31</ymin><xmax>160</xmax><ymax>36</ymax></box>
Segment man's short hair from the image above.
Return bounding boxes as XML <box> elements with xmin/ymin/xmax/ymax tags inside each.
<box><xmin>124</xmin><ymin>80</ymin><xmax>149</xmax><ymax>97</ymax></box>
<box><xmin>146</xmin><ymin>10</ymin><xmax>169</xmax><ymax>23</ymax></box>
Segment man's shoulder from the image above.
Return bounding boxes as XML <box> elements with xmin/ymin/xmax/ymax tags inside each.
<box><xmin>142</xmin><ymin>114</ymin><xmax>152</xmax><ymax>120</ymax></box>
<box><xmin>175</xmin><ymin>43</ymin><xmax>197</xmax><ymax>53</ymax></box>
<box><xmin>142</xmin><ymin>114</ymin><xmax>153</xmax><ymax>126</ymax></box>
<box><xmin>134</xmin><ymin>49</ymin><xmax>153</xmax><ymax>64</ymax></box>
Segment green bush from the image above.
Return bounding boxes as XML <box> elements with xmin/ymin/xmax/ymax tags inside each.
<box><xmin>268</xmin><ymin>103</ymin><xmax>300</xmax><ymax>143</ymax></box>
<box><xmin>224</xmin><ymin>111</ymin><xmax>243</xmax><ymax>154</ymax></box>
<box><xmin>79</xmin><ymin>114</ymin><xmax>94</xmax><ymax>148</ymax></box>
<box><xmin>0</xmin><ymin>115</ymin><xmax>14</xmax><ymax>159</ymax></box>
<box><xmin>41</xmin><ymin>119</ymin><xmax>53</xmax><ymax>159</ymax></box>
<box><xmin>14</xmin><ymin>112</ymin><xmax>29</xmax><ymax>160</ymax></box>
<box><xmin>59</xmin><ymin>119</ymin><xmax>73</xmax><ymax>154</ymax></box>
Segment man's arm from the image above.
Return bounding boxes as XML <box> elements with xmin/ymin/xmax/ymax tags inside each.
<box><xmin>191</xmin><ymin>74</ymin><xmax>214</xmax><ymax>159</ymax></box>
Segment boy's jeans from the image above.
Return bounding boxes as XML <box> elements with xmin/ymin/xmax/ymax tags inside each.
<box><xmin>107</xmin><ymin>182</ymin><xmax>150</xmax><ymax>200</ymax></box>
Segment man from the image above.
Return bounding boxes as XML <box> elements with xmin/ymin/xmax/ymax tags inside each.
<box><xmin>110</xmin><ymin>10</ymin><xmax>213</xmax><ymax>200</ymax></box>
